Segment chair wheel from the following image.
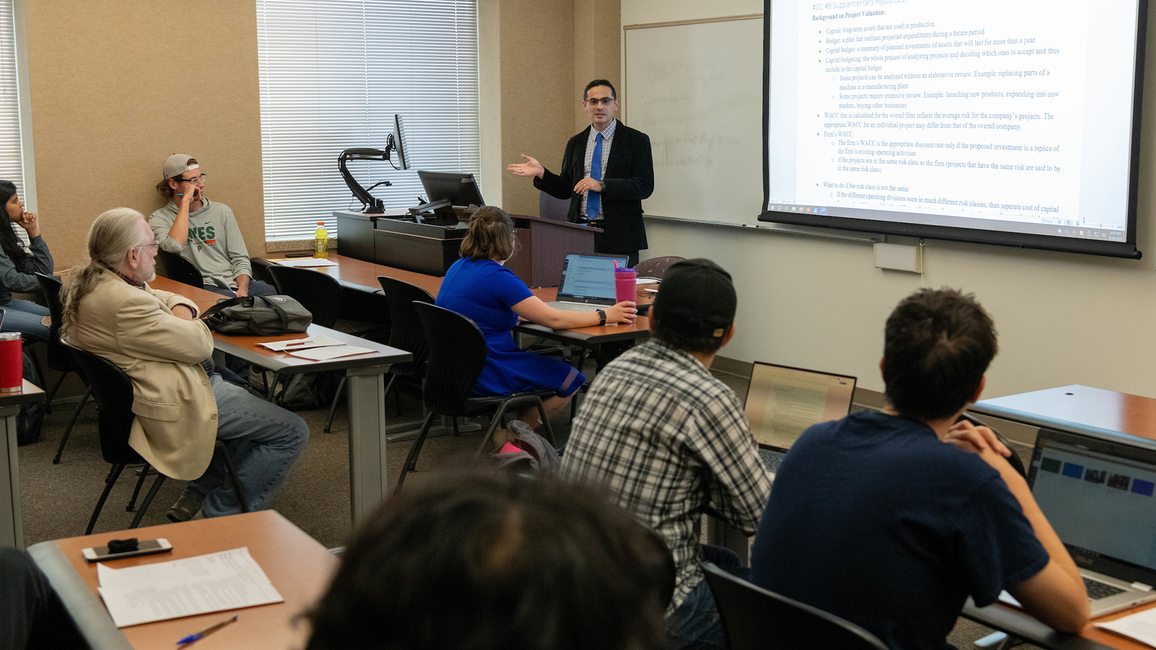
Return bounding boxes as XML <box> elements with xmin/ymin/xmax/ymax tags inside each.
<box><xmin>52</xmin><ymin>457</ymin><xmax>61</xmax><ymax>465</ymax></box>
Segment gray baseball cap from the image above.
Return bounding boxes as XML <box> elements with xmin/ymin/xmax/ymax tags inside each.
<box><xmin>162</xmin><ymin>154</ymin><xmax>199</xmax><ymax>180</ymax></box>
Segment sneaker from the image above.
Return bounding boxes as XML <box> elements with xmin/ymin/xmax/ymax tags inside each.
<box><xmin>166</xmin><ymin>490</ymin><xmax>204</xmax><ymax>523</ymax></box>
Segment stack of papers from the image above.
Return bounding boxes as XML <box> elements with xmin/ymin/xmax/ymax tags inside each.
<box><xmin>97</xmin><ymin>548</ymin><xmax>283</xmax><ymax>628</ymax></box>
<box><xmin>1097</xmin><ymin>607</ymin><xmax>1156</xmax><ymax>647</ymax></box>
<box><xmin>260</xmin><ymin>334</ymin><xmax>343</xmax><ymax>352</ymax></box>
<box><xmin>288</xmin><ymin>345</ymin><xmax>376</xmax><ymax>361</ymax></box>
<box><xmin>275</xmin><ymin>258</ymin><xmax>338</xmax><ymax>268</ymax></box>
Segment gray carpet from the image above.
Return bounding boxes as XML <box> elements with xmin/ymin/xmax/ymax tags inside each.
<box><xmin>17</xmin><ymin>368</ymin><xmax>1040</xmax><ymax>650</ymax></box>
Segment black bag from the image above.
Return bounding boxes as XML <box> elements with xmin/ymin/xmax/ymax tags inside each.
<box><xmin>17</xmin><ymin>343</ymin><xmax>45</xmax><ymax>445</ymax></box>
<box><xmin>201</xmin><ymin>295</ymin><xmax>312</xmax><ymax>336</ymax></box>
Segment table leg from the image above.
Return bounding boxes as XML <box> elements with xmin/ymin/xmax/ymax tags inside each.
<box><xmin>1</xmin><ymin>404</ymin><xmax>23</xmax><ymax>548</ymax></box>
<box><xmin>345</xmin><ymin>366</ymin><xmax>389</xmax><ymax>526</ymax></box>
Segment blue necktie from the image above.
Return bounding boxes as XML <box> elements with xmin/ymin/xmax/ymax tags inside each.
<box><xmin>587</xmin><ymin>132</ymin><xmax>603</xmax><ymax>218</ymax></box>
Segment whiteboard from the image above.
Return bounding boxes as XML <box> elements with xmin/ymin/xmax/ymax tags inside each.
<box><xmin>624</xmin><ymin>17</ymin><xmax>763</xmax><ymax>226</ymax></box>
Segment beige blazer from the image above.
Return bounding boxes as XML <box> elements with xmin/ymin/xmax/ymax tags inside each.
<box><xmin>68</xmin><ymin>269</ymin><xmax>217</xmax><ymax>480</ymax></box>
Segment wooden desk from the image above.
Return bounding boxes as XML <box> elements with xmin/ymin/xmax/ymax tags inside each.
<box><xmin>971</xmin><ymin>385</ymin><xmax>1156</xmax><ymax>450</ymax></box>
<box><xmin>964</xmin><ymin>385</ymin><xmax>1156</xmax><ymax>649</ymax></box>
<box><xmin>149</xmin><ymin>277</ymin><xmax>411</xmax><ymax>524</ymax></box>
<box><xmin>1</xmin><ymin>380</ymin><xmax>42</xmax><ymax>548</ymax></box>
<box><xmin>27</xmin><ymin>510</ymin><xmax>335</xmax><ymax>650</ymax></box>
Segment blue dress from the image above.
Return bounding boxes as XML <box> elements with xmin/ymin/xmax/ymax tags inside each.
<box><xmin>437</xmin><ymin>258</ymin><xmax>584</xmax><ymax>397</ymax></box>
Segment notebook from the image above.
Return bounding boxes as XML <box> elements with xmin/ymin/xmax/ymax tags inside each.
<box><xmin>1021</xmin><ymin>428</ymin><xmax>1156</xmax><ymax>616</ymax></box>
<box><xmin>743</xmin><ymin>362</ymin><xmax>857</xmax><ymax>478</ymax></box>
<box><xmin>544</xmin><ymin>253</ymin><xmax>629</xmax><ymax>313</ymax></box>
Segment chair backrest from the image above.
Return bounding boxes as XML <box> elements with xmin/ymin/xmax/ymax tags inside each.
<box><xmin>34</xmin><ymin>273</ymin><xmax>73</xmax><ymax>370</ymax></box>
<box><xmin>66</xmin><ymin>346</ymin><xmax>141</xmax><ymax>466</ymax></box>
<box><xmin>702</xmin><ymin>563</ymin><xmax>889</xmax><ymax>650</ymax></box>
<box><xmin>378</xmin><ymin>276</ymin><xmax>435</xmax><ymax>378</ymax></box>
<box><xmin>539</xmin><ymin>191</ymin><xmax>570</xmax><ymax>221</ymax></box>
<box><xmin>412</xmin><ymin>302</ymin><xmax>489</xmax><ymax>416</ymax></box>
<box><xmin>157</xmin><ymin>250</ymin><xmax>205</xmax><ymax>288</ymax></box>
<box><xmin>634</xmin><ymin>255</ymin><xmax>686</xmax><ymax>278</ymax></box>
<box><xmin>266</xmin><ymin>265</ymin><xmax>343</xmax><ymax>328</ymax></box>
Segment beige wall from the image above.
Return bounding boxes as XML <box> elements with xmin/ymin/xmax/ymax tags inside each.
<box><xmin>22</xmin><ymin>1</ymin><xmax>265</xmax><ymax>268</ymax></box>
<box><xmin>574</xmin><ymin>0</ymin><xmax>622</xmax><ymax>132</ymax></box>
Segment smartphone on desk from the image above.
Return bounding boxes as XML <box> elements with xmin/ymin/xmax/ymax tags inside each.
<box><xmin>82</xmin><ymin>538</ymin><xmax>173</xmax><ymax>562</ymax></box>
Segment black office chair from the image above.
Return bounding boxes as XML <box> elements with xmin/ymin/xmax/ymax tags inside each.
<box><xmin>34</xmin><ymin>273</ymin><xmax>92</xmax><ymax>464</ymax></box>
<box><xmin>157</xmin><ymin>250</ymin><xmax>204</xmax><ymax>288</ymax></box>
<box><xmin>538</xmin><ymin>191</ymin><xmax>570</xmax><ymax>221</ymax></box>
<box><xmin>702</xmin><ymin>563</ymin><xmax>889</xmax><ymax>650</ymax></box>
<box><xmin>336</xmin><ymin>275</ymin><xmax>435</xmax><ymax>434</ymax></box>
<box><xmin>70</xmin><ymin>346</ymin><xmax>249</xmax><ymax>534</ymax></box>
<box><xmin>397</xmin><ymin>302</ymin><xmax>556</xmax><ymax>488</ymax></box>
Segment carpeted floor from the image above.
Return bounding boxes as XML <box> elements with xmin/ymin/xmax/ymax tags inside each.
<box><xmin>16</xmin><ymin>368</ymin><xmax>1040</xmax><ymax>650</ymax></box>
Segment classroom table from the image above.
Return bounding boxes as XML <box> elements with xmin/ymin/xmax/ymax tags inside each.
<box><xmin>257</xmin><ymin>254</ymin><xmax>656</xmax><ymax>349</ymax></box>
<box><xmin>26</xmin><ymin>510</ymin><xmax>335</xmax><ymax>650</ymax></box>
<box><xmin>961</xmin><ymin>385</ymin><xmax>1156</xmax><ymax>650</ymax></box>
<box><xmin>149</xmin><ymin>277</ymin><xmax>411</xmax><ymax>524</ymax></box>
<box><xmin>1</xmin><ymin>380</ymin><xmax>43</xmax><ymax>548</ymax></box>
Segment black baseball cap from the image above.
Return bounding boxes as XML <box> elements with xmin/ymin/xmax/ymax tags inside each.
<box><xmin>651</xmin><ymin>259</ymin><xmax>737</xmax><ymax>338</ymax></box>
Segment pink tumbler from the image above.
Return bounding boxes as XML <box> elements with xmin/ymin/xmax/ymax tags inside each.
<box><xmin>0</xmin><ymin>332</ymin><xmax>21</xmax><ymax>393</ymax></box>
<box><xmin>614</xmin><ymin>268</ymin><xmax>638</xmax><ymax>305</ymax></box>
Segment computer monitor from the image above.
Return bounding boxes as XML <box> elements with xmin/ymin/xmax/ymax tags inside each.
<box><xmin>392</xmin><ymin>114</ymin><xmax>410</xmax><ymax>170</ymax></box>
<box><xmin>418</xmin><ymin>171</ymin><xmax>485</xmax><ymax>208</ymax></box>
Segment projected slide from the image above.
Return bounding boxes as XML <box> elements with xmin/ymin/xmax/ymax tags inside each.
<box><xmin>1032</xmin><ymin>446</ymin><xmax>1156</xmax><ymax>571</ymax></box>
<box><xmin>765</xmin><ymin>0</ymin><xmax>1144</xmax><ymax>256</ymax></box>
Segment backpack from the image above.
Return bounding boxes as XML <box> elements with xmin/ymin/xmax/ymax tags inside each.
<box><xmin>17</xmin><ymin>343</ymin><xmax>46</xmax><ymax>445</ymax></box>
<box><xmin>488</xmin><ymin>420</ymin><xmax>561</xmax><ymax>472</ymax></box>
<box><xmin>201</xmin><ymin>295</ymin><xmax>312</xmax><ymax>336</ymax></box>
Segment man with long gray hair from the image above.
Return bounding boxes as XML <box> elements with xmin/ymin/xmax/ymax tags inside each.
<box><xmin>62</xmin><ymin>208</ymin><xmax>309</xmax><ymax>521</ymax></box>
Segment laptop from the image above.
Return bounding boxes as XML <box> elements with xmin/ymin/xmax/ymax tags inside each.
<box><xmin>743</xmin><ymin>362</ymin><xmax>857</xmax><ymax>478</ymax></box>
<box><xmin>1017</xmin><ymin>428</ymin><xmax>1156</xmax><ymax>616</ymax></box>
<box><xmin>544</xmin><ymin>253</ymin><xmax>629</xmax><ymax>313</ymax></box>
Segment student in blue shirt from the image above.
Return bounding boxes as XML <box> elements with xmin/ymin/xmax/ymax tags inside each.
<box><xmin>436</xmin><ymin>206</ymin><xmax>635</xmax><ymax>436</ymax></box>
<box><xmin>0</xmin><ymin>180</ymin><xmax>52</xmax><ymax>341</ymax></box>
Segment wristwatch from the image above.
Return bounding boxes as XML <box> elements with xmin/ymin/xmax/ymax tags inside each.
<box><xmin>596</xmin><ymin>309</ymin><xmax>607</xmax><ymax>326</ymax></box>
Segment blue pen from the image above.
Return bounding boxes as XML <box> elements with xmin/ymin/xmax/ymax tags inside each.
<box><xmin>177</xmin><ymin>615</ymin><xmax>238</xmax><ymax>645</ymax></box>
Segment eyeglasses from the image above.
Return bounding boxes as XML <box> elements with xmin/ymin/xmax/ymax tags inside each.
<box><xmin>584</xmin><ymin>97</ymin><xmax>615</xmax><ymax>106</ymax></box>
<box><xmin>176</xmin><ymin>174</ymin><xmax>207</xmax><ymax>184</ymax></box>
<box><xmin>137</xmin><ymin>242</ymin><xmax>160</xmax><ymax>251</ymax></box>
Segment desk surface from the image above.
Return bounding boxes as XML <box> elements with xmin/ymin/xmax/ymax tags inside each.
<box><xmin>28</xmin><ymin>510</ymin><xmax>335</xmax><ymax>650</ymax></box>
<box><xmin>964</xmin><ymin>598</ymin><xmax>1156</xmax><ymax>650</ymax></box>
<box><xmin>149</xmin><ymin>276</ymin><xmax>411</xmax><ymax>374</ymax></box>
<box><xmin>971</xmin><ymin>385</ymin><xmax>1156</xmax><ymax>449</ymax></box>
<box><xmin>260</xmin><ymin>254</ymin><xmax>655</xmax><ymax>344</ymax></box>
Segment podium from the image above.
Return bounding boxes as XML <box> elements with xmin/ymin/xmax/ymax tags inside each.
<box><xmin>333</xmin><ymin>210</ymin><xmax>600</xmax><ymax>286</ymax></box>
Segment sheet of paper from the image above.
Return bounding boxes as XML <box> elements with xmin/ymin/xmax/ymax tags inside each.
<box><xmin>288</xmin><ymin>345</ymin><xmax>376</xmax><ymax>360</ymax></box>
<box><xmin>1096</xmin><ymin>607</ymin><xmax>1156</xmax><ymax>647</ymax></box>
<box><xmin>97</xmin><ymin>547</ymin><xmax>283</xmax><ymax>628</ymax></box>
<box><xmin>260</xmin><ymin>333</ymin><xmax>343</xmax><ymax>352</ymax></box>
<box><xmin>274</xmin><ymin>258</ymin><xmax>338</xmax><ymax>268</ymax></box>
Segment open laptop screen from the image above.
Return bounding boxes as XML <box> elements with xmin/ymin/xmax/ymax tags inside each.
<box><xmin>1029</xmin><ymin>428</ymin><xmax>1156</xmax><ymax>583</ymax></box>
<box><xmin>744</xmin><ymin>362</ymin><xmax>856</xmax><ymax>451</ymax></box>
<box><xmin>557</xmin><ymin>254</ymin><xmax>627</xmax><ymax>302</ymax></box>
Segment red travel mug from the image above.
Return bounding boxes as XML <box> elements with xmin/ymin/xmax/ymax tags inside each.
<box><xmin>0</xmin><ymin>333</ymin><xmax>22</xmax><ymax>393</ymax></box>
<box><xmin>614</xmin><ymin>268</ymin><xmax>638</xmax><ymax>304</ymax></box>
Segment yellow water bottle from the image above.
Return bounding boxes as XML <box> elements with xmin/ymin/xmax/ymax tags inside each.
<box><xmin>314</xmin><ymin>221</ymin><xmax>329</xmax><ymax>259</ymax></box>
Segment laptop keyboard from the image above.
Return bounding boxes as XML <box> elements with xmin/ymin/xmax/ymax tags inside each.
<box><xmin>1084</xmin><ymin>576</ymin><xmax>1126</xmax><ymax>600</ymax></box>
<box><xmin>545</xmin><ymin>302</ymin><xmax>604</xmax><ymax>313</ymax></box>
<box><xmin>761</xmin><ymin>450</ymin><xmax>784</xmax><ymax>475</ymax></box>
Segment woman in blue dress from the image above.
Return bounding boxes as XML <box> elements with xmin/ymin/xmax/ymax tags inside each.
<box><xmin>437</xmin><ymin>206</ymin><xmax>636</xmax><ymax>432</ymax></box>
<box><xmin>0</xmin><ymin>180</ymin><xmax>52</xmax><ymax>342</ymax></box>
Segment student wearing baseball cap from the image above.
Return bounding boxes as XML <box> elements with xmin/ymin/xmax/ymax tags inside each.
<box><xmin>560</xmin><ymin>259</ymin><xmax>771</xmax><ymax>650</ymax></box>
<box><xmin>148</xmin><ymin>154</ymin><xmax>275</xmax><ymax>298</ymax></box>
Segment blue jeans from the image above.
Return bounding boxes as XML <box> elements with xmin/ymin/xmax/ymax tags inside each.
<box><xmin>203</xmin><ymin>279</ymin><xmax>277</xmax><ymax>298</ymax></box>
<box><xmin>188</xmin><ymin>374</ymin><xmax>310</xmax><ymax>517</ymax></box>
<box><xmin>667</xmin><ymin>545</ymin><xmax>747</xmax><ymax>650</ymax></box>
<box><xmin>0</xmin><ymin>298</ymin><xmax>49</xmax><ymax>342</ymax></box>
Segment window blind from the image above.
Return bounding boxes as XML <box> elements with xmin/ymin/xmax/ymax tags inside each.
<box><xmin>256</xmin><ymin>0</ymin><xmax>480</xmax><ymax>242</ymax></box>
<box><xmin>0</xmin><ymin>0</ymin><xmax>26</xmax><ymax>238</ymax></box>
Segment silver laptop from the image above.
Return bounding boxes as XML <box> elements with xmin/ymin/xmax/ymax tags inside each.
<box><xmin>1022</xmin><ymin>428</ymin><xmax>1156</xmax><ymax>616</ymax></box>
<box><xmin>544</xmin><ymin>253</ymin><xmax>629</xmax><ymax>313</ymax></box>
<box><xmin>743</xmin><ymin>362</ymin><xmax>857</xmax><ymax>478</ymax></box>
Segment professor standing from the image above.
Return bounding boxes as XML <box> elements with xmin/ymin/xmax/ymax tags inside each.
<box><xmin>508</xmin><ymin>79</ymin><xmax>654</xmax><ymax>267</ymax></box>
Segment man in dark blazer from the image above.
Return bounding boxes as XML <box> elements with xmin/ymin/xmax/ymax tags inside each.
<box><xmin>508</xmin><ymin>79</ymin><xmax>654</xmax><ymax>266</ymax></box>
